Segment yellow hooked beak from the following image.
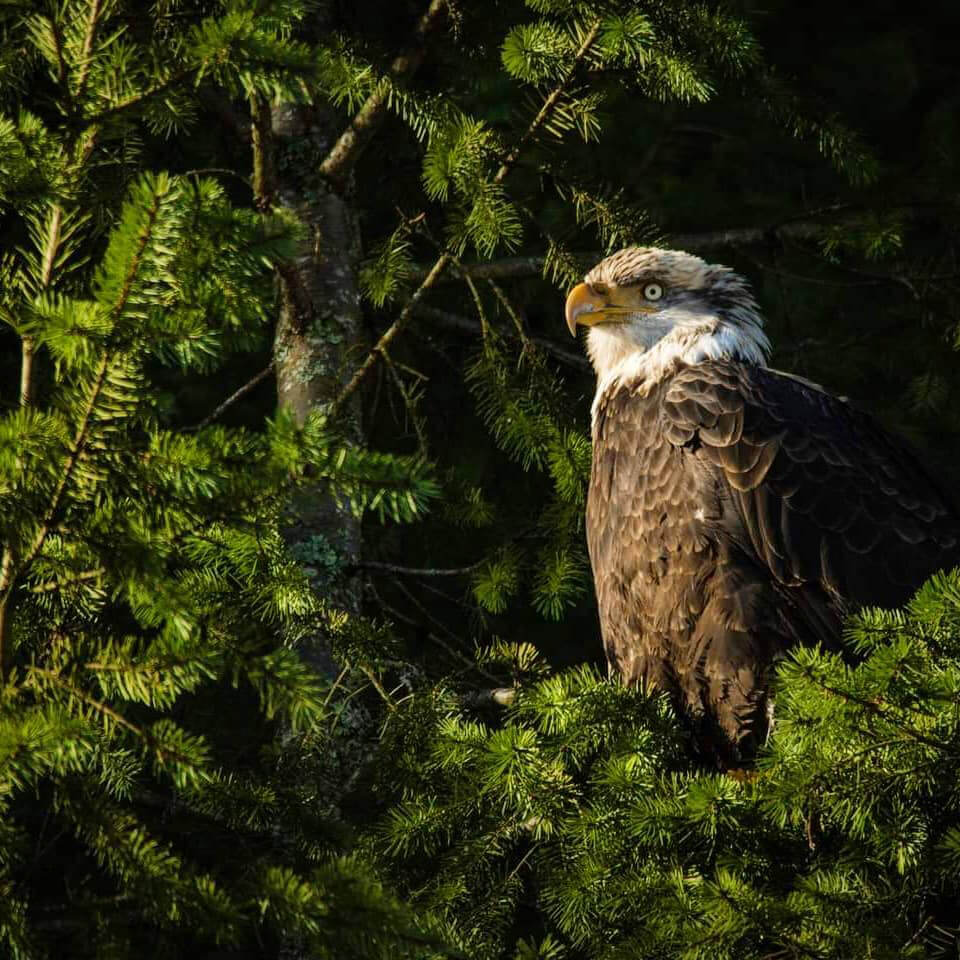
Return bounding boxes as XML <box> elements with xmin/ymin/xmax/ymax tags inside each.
<box><xmin>564</xmin><ymin>282</ymin><xmax>656</xmax><ymax>337</ymax></box>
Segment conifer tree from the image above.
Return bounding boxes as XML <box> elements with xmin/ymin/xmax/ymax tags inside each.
<box><xmin>367</xmin><ymin>585</ymin><xmax>960</xmax><ymax>958</ymax></box>
<box><xmin>287</xmin><ymin>1</ymin><xmax>960</xmax><ymax>958</ymax></box>
<box><xmin>0</xmin><ymin>1</ymin><xmax>442</xmax><ymax>955</ymax></box>
<box><xmin>3</xmin><ymin>0</ymin><xmax>960</xmax><ymax>957</ymax></box>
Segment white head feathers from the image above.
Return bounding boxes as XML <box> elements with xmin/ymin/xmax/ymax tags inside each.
<box><xmin>566</xmin><ymin>247</ymin><xmax>771</xmax><ymax>415</ymax></box>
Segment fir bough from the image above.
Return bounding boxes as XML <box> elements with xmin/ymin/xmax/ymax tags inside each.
<box><xmin>0</xmin><ymin>167</ymin><xmax>442</xmax><ymax>958</ymax></box>
<box><xmin>369</xmin><ymin>573</ymin><xmax>960</xmax><ymax>958</ymax></box>
<box><xmin>0</xmin><ymin>1</ymin><xmax>443</xmax><ymax>955</ymax></box>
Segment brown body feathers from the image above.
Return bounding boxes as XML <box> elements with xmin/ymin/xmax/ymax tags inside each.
<box><xmin>587</xmin><ymin>359</ymin><xmax>960</xmax><ymax>763</ymax></box>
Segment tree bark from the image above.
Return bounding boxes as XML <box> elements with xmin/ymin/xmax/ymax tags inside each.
<box><xmin>270</xmin><ymin>101</ymin><xmax>365</xmax><ymax>649</ymax></box>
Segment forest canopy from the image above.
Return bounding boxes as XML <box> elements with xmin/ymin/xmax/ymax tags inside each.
<box><xmin>0</xmin><ymin>0</ymin><xmax>959</xmax><ymax>957</ymax></box>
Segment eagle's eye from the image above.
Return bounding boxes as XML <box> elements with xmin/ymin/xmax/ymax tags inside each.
<box><xmin>643</xmin><ymin>282</ymin><xmax>664</xmax><ymax>301</ymax></box>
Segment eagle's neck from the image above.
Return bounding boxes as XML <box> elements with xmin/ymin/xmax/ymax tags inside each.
<box><xmin>589</xmin><ymin>319</ymin><xmax>770</xmax><ymax>423</ymax></box>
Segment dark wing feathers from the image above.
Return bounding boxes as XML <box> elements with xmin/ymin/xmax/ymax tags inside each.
<box><xmin>663</xmin><ymin>361</ymin><xmax>960</xmax><ymax>607</ymax></box>
<box><xmin>588</xmin><ymin>358</ymin><xmax>959</xmax><ymax>763</ymax></box>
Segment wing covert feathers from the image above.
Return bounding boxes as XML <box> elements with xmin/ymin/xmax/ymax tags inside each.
<box><xmin>661</xmin><ymin>361</ymin><xmax>959</xmax><ymax>599</ymax></box>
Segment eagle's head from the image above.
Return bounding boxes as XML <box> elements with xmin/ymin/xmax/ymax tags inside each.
<box><xmin>565</xmin><ymin>247</ymin><xmax>770</xmax><ymax>390</ymax></box>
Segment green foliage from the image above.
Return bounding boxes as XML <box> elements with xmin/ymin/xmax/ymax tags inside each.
<box><xmin>360</xmin><ymin>225</ymin><xmax>415</xmax><ymax>307</ymax></box>
<box><xmin>820</xmin><ymin>213</ymin><xmax>905</xmax><ymax>261</ymax></box>
<box><xmin>564</xmin><ymin>183</ymin><xmax>661</xmax><ymax>254</ymax></box>
<box><xmin>0</xmin><ymin>173</ymin><xmax>438</xmax><ymax>957</ymax></box>
<box><xmin>369</xmin><ymin>571</ymin><xmax>960</xmax><ymax>957</ymax></box>
<box><xmin>530</xmin><ymin>545</ymin><xmax>588</xmax><ymax>620</ymax></box>
<box><xmin>438</xmin><ymin>474</ymin><xmax>496</xmax><ymax>529</ymax></box>
<box><xmin>501</xmin><ymin>22</ymin><xmax>575</xmax><ymax>84</ymax></box>
<box><xmin>464</xmin><ymin>337</ymin><xmax>590</xmax><ymax>619</ymax></box>
<box><xmin>0</xmin><ymin>2</ymin><xmax>441</xmax><ymax>955</ymax></box>
<box><xmin>596</xmin><ymin>12</ymin><xmax>655</xmax><ymax>68</ymax></box>
<box><xmin>422</xmin><ymin>115</ymin><xmax>523</xmax><ymax>257</ymax></box>
<box><xmin>472</xmin><ymin>547</ymin><xmax>523</xmax><ymax>614</ymax></box>
<box><xmin>5</xmin><ymin>0</ymin><xmax>960</xmax><ymax>957</ymax></box>
<box><xmin>757</xmin><ymin>73</ymin><xmax>880</xmax><ymax>186</ymax></box>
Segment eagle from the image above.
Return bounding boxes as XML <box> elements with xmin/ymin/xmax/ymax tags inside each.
<box><xmin>565</xmin><ymin>246</ymin><xmax>960</xmax><ymax>764</ymax></box>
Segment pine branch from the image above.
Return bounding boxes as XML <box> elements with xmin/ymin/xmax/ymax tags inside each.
<box><xmin>318</xmin><ymin>0</ymin><xmax>448</xmax><ymax>188</ymax></box>
<box><xmin>459</xmin><ymin>261</ymin><xmax>490</xmax><ymax>339</ymax></box>
<box><xmin>48</xmin><ymin>13</ymin><xmax>70</xmax><ymax>90</ymax></box>
<box><xmin>18</xmin><ymin>353</ymin><xmax>111</xmax><ymax>571</ymax></box>
<box><xmin>409</xmin><ymin>205</ymin><xmax>946</xmax><ymax>282</ymax></box>
<box><xmin>73</xmin><ymin>0</ymin><xmax>103</xmax><ymax>104</ymax></box>
<box><xmin>0</xmin><ymin>203</ymin><xmax>66</xmax><ymax>675</ymax></box>
<box><xmin>492</xmin><ymin>19</ymin><xmax>603</xmax><ymax>185</ymax></box>
<box><xmin>79</xmin><ymin>69</ymin><xmax>194</xmax><ymax>128</ymax></box>
<box><xmin>329</xmin><ymin>20</ymin><xmax>604</xmax><ymax>416</ymax></box>
<box><xmin>0</xmin><ymin>186</ymin><xmax>164</xmax><ymax>676</ymax></box>
<box><xmin>28</xmin><ymin>568</ymin><xmax>105</xmax><ymax>594</ymax></box>
<box><xmin>30</xmin><ymin>665</ymin><xmax>145</xmax><ymax>739</ymax></box>
<box><xmin>409</xmin><ymin>227</ymin><xmax>821</xmax><ymax>282</ymax></box>
<box><xmin>811</xmin><ymin>674</ymin><xmax>956</xmax><ymax>755</ymax></box>
<box><xmin>30</xmin><ymin>668</ymin><xmax>208</xmax><ymax>776</ymax></box>
<box><xmin>38</xmin><ymin>374</ymin><xmax>126</xmax><ymax>570</ymax></box>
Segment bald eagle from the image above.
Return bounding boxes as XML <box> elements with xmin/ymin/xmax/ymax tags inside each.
<box><xmin>566</xmin><ymin>246</ymin><xmax>960</xmax><ymax>764</ymax></box>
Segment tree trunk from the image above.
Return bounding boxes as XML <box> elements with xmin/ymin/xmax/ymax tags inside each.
<box><xmin>269</xmin><ymin>100</ymin><xmax>365</xmax><ymax>667</ymax></box>
<box><xmin>261</xmin><ymin>1</ymin><xmax>447</xmax><ymax>650</ymax></box>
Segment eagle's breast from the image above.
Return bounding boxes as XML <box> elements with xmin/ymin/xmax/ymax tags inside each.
<box><xmin>585</xmin><ymin>356</ymin><xmax>960</xmax><ymax>763</ymax></box>
<box><xmin>587</xmin><ymin>377</ymin><xmax>719</xmax><ymax>693</ymax></box>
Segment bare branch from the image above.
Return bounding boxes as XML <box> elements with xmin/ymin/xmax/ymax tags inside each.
<box><xmin>413</xmin><ymin>304</ymin><xmax>591</xmax><ymax>371</ymax></box>
<box><xmin>356</xmin><ymin>559</ymin><xmax>485</xmax><ymax>577</ymax></box>
<box><xmin>459</xmin><ymin>263</ymin><xmax>491</xmax><ymax>339</ymax></box>
<box><xmin>249</xmin><ymin>93</ymin><xmax>273</xmax><ymax>209</ymax></box>
<box><xmin>366</xmin><ymin>578</ymin><xmax>502</xmax><ymax>682</ymax></box>
<box><xmin>318</xmin><ymin>0</ymin><xmax>448</xmax><ymax>187</ymax></box>
<box><xmin>19</xmin><ymin>206</ymin><xmax>66</xmax><ymax>410</ymax></box>
<box><xmin>380</xmin><ymin>349</ymin><xmax>429</xmax><ymax>451</ymax></box>
<box><xmin>459</xmin><ymin>687</ymin><xmax>517</xmax><ymax>709</ymax></box>
<box><xmin>330</xmin><ymin>252</ymin><xmax>453</xmax><ymax>416</ymax></box>
<box><xmin>186</xmin><ymin>362</ymin><xmax>275</xmax><ymax>431</ymax></box>
<box><xmin>410</xmin><ymin>205</ymin><xmax>946</xmax><ymax>283</ymax></box>
<box><xmin>488</xmin><ymin>278</ymin><xmax>531</xmax><ymax>350</ymax></box>
<box><xmin>358</xmin><ymin>663</ymin><xmax>396</xmax><ymax>711</ymax></box>
<box><xmin>408</xmin><ymin>224</ymin><xmax>825</xmax><ymax>283</ymax></box>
